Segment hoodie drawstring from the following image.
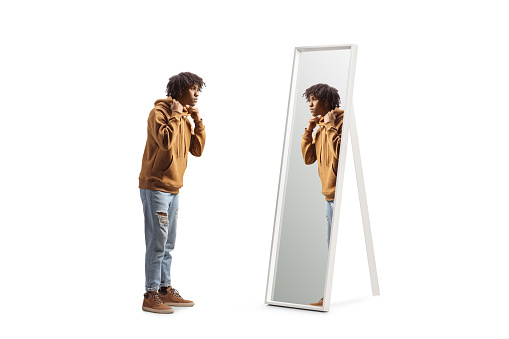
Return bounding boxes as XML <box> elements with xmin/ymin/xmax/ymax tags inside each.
<box><xmin>323</xmin><ymin>129</ymin><xmax>328</xmax><ymax>166</ymax></box>
<box><xmin>178</xmin><ymin>118</ymin><xmax>186</xmax><ymax>158</ymax></box>
<box><xmin>317</xmin><ymin>124</ymin><xmax>328</xmax><ymax>167</ymax></box>
<box><xmin>178</xmin><ymin>120</ymin><xmax>181</xmax><ymax>158</ymax></box>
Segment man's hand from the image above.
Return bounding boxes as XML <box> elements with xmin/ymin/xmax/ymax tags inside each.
<box><xmin>324</xmin><ymin>110</ymin><xmax>335</xmax><ymax>124</ymax></box>
<box><xmin>307</xmin><ymin>117</ymin><xmax>320</xmax><ymax>131</ymax></box>
<box><xmin>171</xmin><ymin>100</ymin><xmax>183</xmax><ymax>118</ymax></box>
<box><xmin>188</xmin><ymin>107</ymin><xmax>201</xmax><ymax>122</ymax></box>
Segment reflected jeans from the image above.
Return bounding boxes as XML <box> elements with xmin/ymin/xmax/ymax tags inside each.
<box><xmin>140</xmin><ymin>188</ymin><xmax>179</xmax><ymax>292</ymax></box>
<box><xmin>325</xmin><ymin>200</ymin><xmax>334</xmax><ymax>247</ymax></box>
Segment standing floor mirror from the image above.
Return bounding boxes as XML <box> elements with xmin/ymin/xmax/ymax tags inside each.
<box><xmin>265</xmin><ymin>44</ymin><xmax>379</xmax><ymax>311</ymax></box>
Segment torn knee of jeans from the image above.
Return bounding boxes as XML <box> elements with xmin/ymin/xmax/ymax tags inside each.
<box><xmin>156</xmin><ymin>212</ymin><xmax>169</xmax><ymax>225</ymax></box>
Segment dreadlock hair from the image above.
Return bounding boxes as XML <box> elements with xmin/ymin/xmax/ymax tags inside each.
<box><xmin>302</xmin><ymin>83</ymin><xmax>341</xmax><ymax>111</ymax></box>
<box><xmin>165</xmin><ymin>72</ymin><xmax>206</xmax><ymax>99</ymax></box>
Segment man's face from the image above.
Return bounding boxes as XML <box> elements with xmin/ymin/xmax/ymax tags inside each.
<box><xmin>308</xmin><ymin>95</ymin><xmax>328</xmax><ymax>117</ymax></box>
<box><xmin>178</xmin><ymin>84</ymin><xmax>200</xmax><ymax>107</ymax></box>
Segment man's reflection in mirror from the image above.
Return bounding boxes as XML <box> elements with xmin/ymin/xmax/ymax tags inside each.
<box><xmin>301</xmin><ymin>83</ymin><xmax>343</xmax><ymax>306</ymax></box>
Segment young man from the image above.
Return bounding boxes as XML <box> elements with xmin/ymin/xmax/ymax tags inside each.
<box><xmin>301</xmin><ymin>83</ymin><xmax>343</xmax><ymax>307</ymax></box>
<box><xmin>139</xmin><ymin>72</ymin><xmax>206</xmax><ymax>314</ymax></box>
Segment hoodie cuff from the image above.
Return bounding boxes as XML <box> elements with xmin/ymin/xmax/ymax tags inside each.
<box><xmin>194</xmin><ymin>118</ymin><xmax>205</xmax><ymax>131</ymax></box>
<box><xmin>302</xmin><ymin>128</ymin><xmax>313</xmax><ymax>140</ymax></box>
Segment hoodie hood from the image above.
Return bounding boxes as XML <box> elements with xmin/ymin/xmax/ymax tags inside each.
<box><xmin>154</xmin><ymin>96</ymin><xmax>191</xmax><ymax>116</ymax></box>
<box><xmin>317</xmin><ymin>107</ymin><xmax>344</xmax><ymax>126</ymax></box>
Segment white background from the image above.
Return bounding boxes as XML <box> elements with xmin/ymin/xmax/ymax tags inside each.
<box><xmin>1</xmin><ymin>0</ymin><xmax>508</xmax><ymax>338</ymax></box>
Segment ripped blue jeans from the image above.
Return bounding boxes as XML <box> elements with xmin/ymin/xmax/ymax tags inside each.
<box><xmin>140</xmin><ymin>188</ymin><xmax>179</xmax><ymax>292</ymax></box>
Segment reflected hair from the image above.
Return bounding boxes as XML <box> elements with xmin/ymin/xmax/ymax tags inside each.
<box><xmin>303</xmin><ymin>83</ymin><xmax>341</xmax><ymax>110</ymax></box>
<box><xmin>165</xmin><ymin>72</ymin><xmax>206</xmax><ymax>99</ymax></box>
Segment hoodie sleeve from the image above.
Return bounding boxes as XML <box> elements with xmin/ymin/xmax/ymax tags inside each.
<box><xmin>189</xmin><ymin>119</ymin><xmax>206</xmax><ymax>157</ymax></box>
<box><xmin>324</xmin><ymin>112</ymin><xmax>344</xmax><ymax>160</ymax></box>
<box><xmin>301</xmin><ymin>128</ymin><xmax>317</xmax><ymax>165</ymax></box>
<box><xmin>147</xmin><ymin>108</ymin><xmax>183</xmax><ymax>151</ymax></box>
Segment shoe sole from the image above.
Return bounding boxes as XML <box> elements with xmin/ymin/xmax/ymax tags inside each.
<box><xmin>142</xmin><ymin>306</ymin><xmax>174</xmax><ymax>314</ymax></box>
<box><xmin>164</xmin><ymin>302</ymin><xmax>195</xmax><ymax>307</ymax></box>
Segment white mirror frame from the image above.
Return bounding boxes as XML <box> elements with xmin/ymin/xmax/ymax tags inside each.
<box><xmin>265</xmin><ymin>44</ymin><xmax>358</xmax><ymax>311</ymax></box>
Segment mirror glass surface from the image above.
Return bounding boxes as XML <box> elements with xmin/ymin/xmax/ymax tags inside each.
<box><xmin>269</xmin><ymin>48</ymin><xmax>351</xmax><ymax>307</ymax></box>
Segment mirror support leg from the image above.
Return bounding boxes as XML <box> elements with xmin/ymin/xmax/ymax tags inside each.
<box><xmin>350</xmin><ymin>105</ymin><xmax>380</xmax><ymax>296</ymax></box>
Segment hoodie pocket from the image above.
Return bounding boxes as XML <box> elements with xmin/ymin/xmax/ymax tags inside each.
<box><xmin>331</xmin><ymin>162</ymin><xmax>337</xmax><ymax>177</ymax></box>
<box><xmin>152</xmin><ymin>151</ymin><xmax>173</xmax><ymax>174</ymax></box>
<box><xmin>162</xmin><ymin>154</ymin><xmax>173</xmax><ymax>173</ymax></box>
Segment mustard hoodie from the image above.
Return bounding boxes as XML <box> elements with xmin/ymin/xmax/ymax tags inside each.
<box><xmin>301</xmin><ymin>108</ymin><xmax>344</xmax><ymax>201</ymax></box>
<box><xmin>139</xmin><ymin>96</ymin><xmax>206</xmax><ymax>194</ymax></box>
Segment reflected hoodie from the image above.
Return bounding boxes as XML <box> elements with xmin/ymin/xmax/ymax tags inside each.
<box><xmin>139</xmin><ymin>96</ymin><xmax>206</xmax><ymax>193</ymax></box>
<box><xmin>301</xmin><ymin>108</ymin><xmax>344</xmax><ymax>201</ymax></box>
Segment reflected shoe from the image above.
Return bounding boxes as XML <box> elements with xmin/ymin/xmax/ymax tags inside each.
<box><xmin>159</xmin><ymin>286</ymin><xmax>195</xmax><ymax>307</ymax></box>
<box><xmin>309</xmin><ymin>298</ymin><xmax>323</xmax><ymax>307</ymax></box>
<box><xmin>142</xmin><ymin>291</ymin><xmax>174</xmax><ymax>314</ymax></box>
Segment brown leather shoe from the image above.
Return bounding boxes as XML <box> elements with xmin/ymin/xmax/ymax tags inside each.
<box><xmin>159</xmin><ymin>286</ymin><xmax>195</xmax><ymax>307</ymax></box>
<box><xmin>142</xmin><ymin>291</ymin><xmax>174</xmax><ymax>314</ymax></box>
<box><xmin>309</xmin><ymin>298</ymin><xmax>323</xmax><ymax>307</ymax></box>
